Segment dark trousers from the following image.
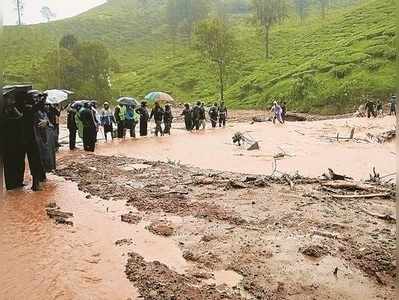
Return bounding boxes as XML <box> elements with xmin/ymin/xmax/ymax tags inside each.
<box><xmin>83</xmin><ymin>127</ymin><xmax>96</xmax><ymax>152</ymax></box>
<box><xmin>4</xmin><ymin>147</ymin><xmax>25</xmax><ymax>190</ymax></box>
<box><xmin>164</xmin><ymin>122</ymin><xmax>172</xmax><ymax>135</ymax></box>
<box><xmin>140</xmin><ymin>119</ymin><xmax>148</xmax><ymax>136</ymax></box>
<box><xmin>193</xmin><ymin>119</ymin><xmax>200</xmax><ymax>130</ymax></box>
<box><xmin>69</xmin><ymin>129</ymin><xmax>77</xmax><ymax>150</ymax></box>
<box><xmin>54</xmin><ymin>124</ymin><xmax>60</xmax><ymax>147</ymax></box>
<box><xmin>219</xmin><ymin>115</ymin><xmax>226</xmax><ymax>127</ymax></box>
<box><xmin>184</xmin><ymin>119</ymin><xmax>192</xmax><ymax>131</ymax></box>
<box><xmin>155</xmin><ymin>120</ymin><xmax>163</xmax><ymax>136</ymax></box>
<box><xmin>117</xmin><ymin>122</ymin><xmax>124</xmax><ymax>138</ymax></box>
<box><xmin>125</xmin><ymin>120</ymin><xmax>137</xmax><ymax>138</ymax></box>
<box><xmin>390</xmin><ymin>106</ymin><xmax>396</xmax><ymax>115</ymax></box>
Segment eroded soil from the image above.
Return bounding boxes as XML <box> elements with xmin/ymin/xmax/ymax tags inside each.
<box><xmin>55</xmin><ymin>153</ymin><xmax>396</xmax><ymax>300</ymax></box>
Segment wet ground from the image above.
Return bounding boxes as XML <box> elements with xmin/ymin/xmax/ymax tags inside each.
<box><xmin>0</xmin><ymin>115</ymin><xmax>396</xmax><ymax>299</ymax></box>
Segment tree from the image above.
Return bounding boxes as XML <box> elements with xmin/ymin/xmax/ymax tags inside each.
<box><xmin>195</xmin><ymin>18</ymin><xmax>235</xmax><ymax>102</ymax></box>
<box><xmin>319</xmin><ymin>0</ymin><xmax>329</xmax><ymax>19</ymax></box>
<box><xmin>166</xmin><ymin>0</ymin><xmax>179</xmax><ymax>53</ymax></box>
<box><xmin>72</xmin><ymin>41</ymin><xmax>115</xmax><ymax>100</ymax></box>
<box><xmin>252</xmin><ymin>0</ymin><xmax>287</xmax><ymax>58</ymax></box>
<box><xmin>294</xmin><ymin>0</ymin><xmax>308</xmax><ymax>23</ymax></box>
<box><xmin>59</xmin><ymin>34</ymin><xmax>79</xmax><ymax>51</ymax></box>
<box><xmin>41</xmin><ymin>6</ymin><xmax>56</xmax><ymax>22</ymax></box>
<box><xmin>15</xmin><ymin>0</ymin><xmax>24</xmax><ymax>25</ymax></box>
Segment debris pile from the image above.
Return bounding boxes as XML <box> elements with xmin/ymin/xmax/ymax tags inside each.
<box><xmin>46</xmin><ymin>203</ymin><xmax>74</xmax><ymax>226</ymax></box>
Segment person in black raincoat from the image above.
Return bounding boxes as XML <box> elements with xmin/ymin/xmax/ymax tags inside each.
<box><xmin>209</xmin><ymin>103</ymin><xmax>219</xmax><ymax>128</ymax></box>
<box><xmin>48</xmin><ymin>104</ymin><xmax>61</xmax><ymax>149</ymax></box>
<box><xmin>79</xmin><ymin>102</ymin><xmax>98</xmax><ymax>152</ymax></box>
<box><xmin>163</xmin><ymin>104</ymin><xmax>173</xmax><ymax>135</ymax></box>
<box><xmin>3</xmin><ymin>91</ymin><xmax>26</xmax><ymax>190</ymax></box>
<box><xmin>218</xmin><ymin>102</ymin><xmax>228</xmax><ymax>127</ymax></box>
<box><xmin>25</xmin><ymin>90</ymin><xmax>46</xmax><ymax>190</ymax></box>
<box><xmin>150</xmin><ymin>101</ymin><xmax>165</xmax><ymax>136</ymax></box>
<box><xmin>192</xmin><ymin>101</ymin><xmax>202</xmax><ymax>131</ymax></box>
<box><xmin>181</xmin><ymin>103</ymin><xmax>192</xmax><ymax>131</ymax></box>
<box><xmin>136</xmin><ymin>101</ymin><xmax>149</xmax><ymax>136</ymax></box>
<box><xmin>34</xmin><ymin>96</ymin><xmax>57</xmax><ymax>173</ymax></box>
<box><xmin>67</xmin><ymin>104</ymin><xmax>79</xmax><ymax>150</ymax></box>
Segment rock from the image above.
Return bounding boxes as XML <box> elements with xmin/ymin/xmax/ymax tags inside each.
<box><xmin>115</xmin><ymin>238</ymin><xmax>134</xmax><ymax>246</ymax></box>
<box><xmin>147</xmin><ymin>221</ymin><xmax>175</xmax><ymax>237</ymax></box>
<box><xmin>55</xmin><ymin>217</ymin><xmax>73</xmax><ymax>226</ymax></box>
<box><xmin>183</xmin><ymin>251</ymin><xmax>198</xmax><ymax>262</ymax></box>
<box><xmin>121</xmin><ymin>213</ymin><xmax>142</xmax><ymax>225</ymax></box>
<box><xmin>300</xmin><ymin>245</ymin><xmax>329</xmax><ymax>258</ymax></box>
<box><xmin>201</xmin><ymin>234</ymin><xmax>217</xmax><ymax>242</ymax></box>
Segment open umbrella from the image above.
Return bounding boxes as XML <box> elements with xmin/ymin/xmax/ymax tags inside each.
<box><xmin>117</xmin><ymin>97</ymin><xmax>140</xmax><ymax>107</ymax></box>
<box><xmin>44</xmin><ymin>89</ymin><xmax>74</xmax><ymax>104</ymax></box>
<box><xmin>144</xmin><ymin>92</ymin><xmax>174</xmax><ymax>103</ymax></box>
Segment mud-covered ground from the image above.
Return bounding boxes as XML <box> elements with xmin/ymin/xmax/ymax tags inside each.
<box><xmin>56</xmin><ymin>153</ymin><xmax>396</xmax><ymax>300</ymax></box>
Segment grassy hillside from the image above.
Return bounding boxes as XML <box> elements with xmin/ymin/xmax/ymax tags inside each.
<box><xmin>3</xmin><ymin>0</ymin><xmax>396</xmax><ymax>114</ymax></box>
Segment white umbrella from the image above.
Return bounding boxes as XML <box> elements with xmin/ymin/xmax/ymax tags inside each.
<box><xmin>44</xmin><ymin>89</ymin><xmax>74</xmax><ymax>104</ymax></box>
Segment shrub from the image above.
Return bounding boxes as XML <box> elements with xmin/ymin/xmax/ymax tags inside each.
<box><xmin>330</xmin><ymin>64</ymin><xmax>354</xmax><ymax>79</ymax></box>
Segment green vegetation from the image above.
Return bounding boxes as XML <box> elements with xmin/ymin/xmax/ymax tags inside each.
<box><xmin>3</xmin><ymin>0</ymin><xmax>396</xmax><ymax>114</ymax></box>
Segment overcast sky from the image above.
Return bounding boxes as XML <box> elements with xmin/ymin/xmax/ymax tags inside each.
<box><xmin>3</xmin><ymin>0</ymin><xmax>106</xmax><ymax>25</ymax></box>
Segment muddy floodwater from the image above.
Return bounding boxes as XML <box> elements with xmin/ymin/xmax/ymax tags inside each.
<box><xmin>0</xmin><ymin>116</ymin><xmax>396</xmax><ymax>299</ymax></box>
<box><xmin>95</xmin><ymin>116</ymin><xmax>396</xmax><ymax>179</ymax></box>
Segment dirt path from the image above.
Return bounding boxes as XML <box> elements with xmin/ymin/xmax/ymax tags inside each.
<box><xmin>54</xmin><ymin>154</ymin><xmax>396</xmax><ymax>299</ymax></box>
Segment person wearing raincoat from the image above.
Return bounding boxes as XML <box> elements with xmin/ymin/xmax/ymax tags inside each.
<box><xmin>67</xmin><ymin>104</ymin><xmax>79</xmax><ymax>150</ymax></box>
<box><xmin>75</xmin><ymin>104</ymin><xmax>84</xmax><ymax>140</ymax></box>
<box><xmin>209</xmin><ymin>103</ymin><xmax>219</xmax><ymax>128</ymax></box>
<box><xmin>181</xmin><ymin>103</ymin><xmax>193</xmax><ymax>131</ymax></box>
<box><xmin>125</xmin><ymin>104</ymin><xmax>137</xmax><ymax>138</ymax></box>
<box><xmin>114</xmin><ymin>103</ymin><xmax>126</xmax><ymax>138</ymax></box>
<box><xmin>136</xmin><ymin>102</ymin><xmax>149</xmax><ymax>136</ymax></box>
<box><xmin>100</xmin><ymin>102</ymin><xmax>116</xmax><ymax>141</ymax></box>
<box><xmin>149</xmin><ymin>101</ymin><xmax>165</xmax><ymax>137</ymax></box>
<box><xmin>163</xmin><ymin>104</ymin><xmax>173</xmax><ymax>135</ymax></box>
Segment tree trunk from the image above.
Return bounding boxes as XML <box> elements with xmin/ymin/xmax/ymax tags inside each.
<box><xmin>218</xmin><ymin>62</ymin><xmax>224</xmax><ymax>102</ymax></box>
<box><xmin>264</xmin><ymin>25</ymin><xmax>270</xmax><ymax>59</ymax></box>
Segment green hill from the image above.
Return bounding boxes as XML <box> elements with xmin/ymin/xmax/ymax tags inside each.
<box><xmin>3</xmin><ymin>0</ymin><xmax>396</xmax><ymax>114</ymax></box>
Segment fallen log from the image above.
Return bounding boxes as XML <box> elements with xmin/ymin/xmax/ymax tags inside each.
<box><xmin>322</xmin><ymin>181</ymin><xmax>372</xmax><ymax>191</ymax></box>
<box><xmin>361</xmin><ymin>209</ymin><xmax>396</xmax><ymax>223</ymax></box>
<box><xmin>326</xmin><ymin>169</ymin><xmax>353</xmax><ymax>181</ymax></box>
<box><xmin>331</xmin><ymin>193</ymin><xmax>392</xmax><ymax>199</ymax></box>
<box><xmin>46</xmin><ymin>209</ymin><xmax>73</xmax><ymax>219</ymax></box>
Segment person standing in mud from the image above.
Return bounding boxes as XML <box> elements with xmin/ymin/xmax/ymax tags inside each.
<box><xmin>124</xmin><ymin>104</ymin><xmax>137</xmax><ymax>138</ymax></box>
<box><xmin>136</xmin><ymin>101</ymin><xmax>150</xmax><ymax>136</ymax></box>
<box><xmin>199</xmin><ymin>102</ymin><xmax>206</xmax><ymax>130</ymax></box>
<box><xmin>114</xmin><ymin>103</ymin><xmax>126</xmax><ymax>138</ymax></box>
<box><xmin>163</xmin><ymin>104</ymin><xmax>173</xmax><ymax>135</ymax></box>
<box><xmin>100</xmin><ymin>102</ymin><xmax>116</xmax><ymax>141</ymax></box>
<box><xmin>149</xmin><ymin>101</ymin><xmax>165</xmax><ymax>137</ymax></box>
<box><xmin>34</xmin><ymin>94</ymin><xmax>57</xmax><ymax>173</ymax></box>
<box><xmin>67</xmin><ymin>103</ymin><xmax>79</xmax><ymax>150</ymax></box>
<box><xmin>80</xmin><ymin>102</ymin><xmax>97</xmax><ymax>152</ymax></box>
<box><xmin>218</xmin><ymin>102</ymin><xmax>228</xmax><ymax>127</ymax></box>
<box><xmin>365</xmin><ymin>100</ymin><xmax>376</xmax><ymax>118</ymax></box>
<box><xmin>2</xmin><ymin>92</ymin><xmax>26</xmax><ymax>190</ymax></box>
<box><xmin>271</xmin><ymin>101</ymin><xmax>283</xmax><ymax>124</ymax></box>
<box><xmin>389</xmin><ymin>95</ymin><xmax>396</xmax><ymax>116</ymax></box>
<box><xmin>181</xmin><ymin>103</ymin><xmax>193</xmax><ymax>131</ymax></box>
<box><xmin>47</xmin><ymin>103</ymin><xmax>61</xmax><ymax>149</ymax></box>
<box><xmin>192</xmin><ymin>101</ymin><xmax>202</xmax><ymax>131</ymax></box>
<box><xmin>209</xmin><ymin>103</ymin><xmax>219</xmax><ymax>128</ymax></box>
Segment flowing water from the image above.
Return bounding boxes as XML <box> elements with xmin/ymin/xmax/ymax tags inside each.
<box><xmin>1</xmin><ymin>116</ymin><xmax>396</xmax><ymax>299</ymax></box>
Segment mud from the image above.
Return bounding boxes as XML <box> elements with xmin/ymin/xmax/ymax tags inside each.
<box><xmin>54</xmin><ymin>153</ymin><xmax>396</xmax><ymax>299</ymax></box>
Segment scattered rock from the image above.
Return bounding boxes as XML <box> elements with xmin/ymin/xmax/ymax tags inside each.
<box><xmin>115</xmin><ymin>238</ymin><xmax>134</xmax><ymax>246</ymax></box>
<box><xmin>300</xmin><ymin>245</ymin><xmax>329</xmax><ymax>258</ymax></box>
<box><xmin>183</xmin><ymin>250</ymin><xmax>198</xmax><ymax>262</ymax></box>
<box><xmin>121</xmin><ymin>212</ymin><xmax>142</xmax><ymax>225</ymax></box>
<box><xmin>201</xmin><ymin>234</ymin><xmax>217</xmax><ymax>242</ymax></box>
<box><xmin>147</xmin><ymin>221</ymin><xmax>175</xmax><ymax>237</ymax></box>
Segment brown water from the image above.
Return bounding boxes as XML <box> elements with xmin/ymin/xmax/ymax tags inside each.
<box><xmin>1</xmin><ymin>116</ymin><xmax>395</xmax><ymax>299</ymax></box>
<box><xmin>96</xmin><ymin>116</ymin><xmax>396</xmax><ymax>180</ymax></box>
<box><xmin>0</xmin><ymin>175</ymin><xmax>190</xmax><ymax>300</ymax></box>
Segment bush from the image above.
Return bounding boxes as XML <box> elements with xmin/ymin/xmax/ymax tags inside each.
<box><xmin>330</xmin><ymin>64</ymin><xmax>354</xmax><ymax>79</ymax></box>
<box><xmin>365</xmin><ymin>60</ymin><xmax>383</xmax><ymax>71</ymax></box>
<box><xmin>365</xmin><ymin>45</ymin><xmax>394</xmax><ymax>58</ymax></box>
<box><xmin>329</xmin><ymin>53</ymin><xmax>370</xmax><ymax>65</ymax></box>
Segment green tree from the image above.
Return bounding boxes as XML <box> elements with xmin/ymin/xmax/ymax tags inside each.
<box><xmin>72</xmin><ymin>41</ymin><xmax>115</xmax><ymax>100</ymax></box>
<box><xmin>319</xmin><ymin>0</ymin><xmax>329</xmax><ymax>19</ymax></box>
<box><xmin>294</xmin><ymin>0</ymin><xmax>309</xmax><ymax>23</ymax></box>
<box><xmin>40</xmin><ymin>48</ymin><xmax>81</xmax><ymax>90</ymax></box>
<box><xmin>251</xmin><ymin>0</ymin><xmax>288</xmax><ymax>58</ymax></box>
<box><xmin>195</xmin><ymin>18</ymin><xmax>235</xmax><ymax>102</ymax></box>
<box><xmin>59</xmin><ymin>34</ymin><xmax>79</xmax><ymax>51</ymax></box>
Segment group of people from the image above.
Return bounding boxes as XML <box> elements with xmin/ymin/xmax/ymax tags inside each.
<box><xmin>2</xmin><ymin>87</ymin><xmax>57</xmax><ymax>191</ymax></box>
<box><xmin>67</xmin><ymin>101</ymin><xmax>175</xmax><ymax>152</ymax></box>
<box><xmin>181</xmin><ymin>101</ymin><xmax>228</xmax><ymax>131</ymax></box>
<box><xmin>66</xmin><ymin>100</ymin><xmax>230</xmax><ymax>152</ymax></box>
<box><xmin>364</xmin><ymin>95</ymin><xmax>396</xmax><ymax>118</ymax></box>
